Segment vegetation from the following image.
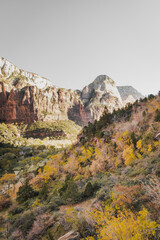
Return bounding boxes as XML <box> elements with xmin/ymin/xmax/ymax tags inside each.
<box><xmin>0</xmin><ymin>92</ymin><xmax>160</xmax><ymax>239</ymax></box>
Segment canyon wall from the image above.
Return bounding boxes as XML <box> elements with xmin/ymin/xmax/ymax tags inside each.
<box><xmin>0</xmin><ymin>58</ymin><xmax>143</xmax><ymax>125</ymax></box>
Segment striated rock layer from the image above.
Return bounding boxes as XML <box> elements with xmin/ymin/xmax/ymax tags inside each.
<box><xmin>0</xmin><ymin>58</ymin><xmax>143</xmax><ymax>125</ymax></box>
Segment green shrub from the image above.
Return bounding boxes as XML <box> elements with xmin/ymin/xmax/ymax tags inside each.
<box><xmin>155</xmin><ymin>109</ymin><xmax>160</xmax><ymax>122</ymax></box>
<box><xmin>0</xmin><ymin>195</ymin><xmax>12</xmax><ymax>211</ymax></box>
<box><xmin>83</xmin><ymin>182</ymin><xmax>94</xmax><ymax>199</ymax></box>
<box><xmin>12</xmin><ymin>211</ymin><xmax>35</xmax><ymax>235</ymax></box>
<box><xmin>39</xmin><ymin>183</ymin><xmax>49</xmax><ymax>200</ymax></box>
<box><xmin>9</xmin><ymin>206</ymin><xmax>24</xmax><ymax>215</ymax></box>
<box><xmin>59</xmin><ymin>175</ymin><xmax>79</xmax><ymax>203</ymax></box>
<box><xmin>16</xmin><ymin>180</ymin><xmax>38</xmax><ymax>203</ymax></box>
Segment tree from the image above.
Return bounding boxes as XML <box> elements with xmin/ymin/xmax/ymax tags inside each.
<box><xmin>155</xmin><ymin>109</ymin><xmax>160</xmax><ymax>122</ymax></box>
<box><xmin>123</xmin><ymin>145</ymin><xmax>136</xmax><ymax>165</ymax></box>
<box><xmin>0</xmin><ymin>173</ymin><xmax>16</xmax><ymax>192</ymax></box>
<box><xmin>83</xmin><ymin>182</ymin><xmax>94</xmax><ymax>199</ymax></box>
<box><xmin>87</xmin><ymin>205</ymin><xmax>158</xmax><ymax>240</ymax></box>
<box><xmin>16</xmin><ymin>179</ymin><xmax>36</xmax><ymax>203</ymax></box>
<box><xmin>59</xmin><ymin>175</ymin><xmax>79</xmax><ymax>203</ymax></box>
<box><xmin>39</xmin><ymin>182</ymin><xmax>49</xmax><ymax>200</ymax></box>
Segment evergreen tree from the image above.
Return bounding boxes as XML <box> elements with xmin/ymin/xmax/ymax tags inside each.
<box><xmin>155</xmin><ymin>109</ymin><xmax>160</xmax><ymax>122</ymax></box>
<box><xmin>83</xmin><ymin>182</ymin><xmax>94</xmax><ymax>198</ymax></box>
<box><xmin>39</xmin><ymin>183</ymin><xmax>49</xmax><ymax>200</ymax></box>
<box><xmin>59</xmin><ymin>175</ymin><xmax>79</xmax><ymax>203</ymax></box>
<box><xmin>16</xmin><ymin>179</ymin><xmax>36</xmax><ymax>203</ymax></box>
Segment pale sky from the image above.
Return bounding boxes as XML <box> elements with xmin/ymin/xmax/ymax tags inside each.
<box><xmin>0</xmin><ymin>0</ymin><xmax>160</xmax><ymax>95</ymax></box>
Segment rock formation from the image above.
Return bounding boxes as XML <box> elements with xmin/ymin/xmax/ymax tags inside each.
<box><xmin>0</xmin><ymin>58</ymin><xmax>143</xmax><ymax>125</ymax></box>
<box><xmin>81</xmin><ymin>75</ymin><xmax>123</xmax><ymax>122</ymax></box>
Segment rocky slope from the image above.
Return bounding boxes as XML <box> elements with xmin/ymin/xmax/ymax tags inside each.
<box><xmin>0</xmin><ymin>58</ymin><xmax>143</xmax><ymax>125</ymax></box>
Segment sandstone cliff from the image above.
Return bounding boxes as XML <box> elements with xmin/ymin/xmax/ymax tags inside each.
<box><xmin>0</xmin><ymin>58</ymin><xmax>143</xmax><ymax>125</ymax></box>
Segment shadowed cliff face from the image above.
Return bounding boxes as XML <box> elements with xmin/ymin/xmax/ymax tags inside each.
<box><xmin>0</xmin><ymin>58</ymin><xmax>142</xmax><ymax>125</ymax></box>
<box><xmin>0</xmin><ymin>82</ymin><xmax>84</xmax><ymax>124</ymax></box>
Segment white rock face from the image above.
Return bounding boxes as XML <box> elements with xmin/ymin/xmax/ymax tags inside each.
<box><xmin>81</xmin><ymin>75</ymin><xmax>123</xmax><ymax>122</ymax></box>
<box><xmin>0</xmin><ymin>57</ymin><xmax>54</xmax><ymax>90</ymax></box>
<box><xmin>123</xmin><ymin>95</ymin><xmax>136</xmax><ymax>105</ymax></box>
<box><xmin>0</xmin><ymin>57</ymin><xmax>20</xmax><ymax>76</ymax></box>
<box><xmin>82</xmin><ymin>75</ymin><xmax>123</xmax><ymax>105</ymax></box>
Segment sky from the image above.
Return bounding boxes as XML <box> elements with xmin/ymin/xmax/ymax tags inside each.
<box><xmin>0</xmin><ymin>0</ymin><xmax>160</xmax><ymax>95</ymax></box>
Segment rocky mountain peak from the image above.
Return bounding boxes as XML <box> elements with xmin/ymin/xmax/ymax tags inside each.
<box><xmin>0</xmin><ymin>58</ymin><xmax>144</xmax><ymax>125</ymax></box>
<box><xmin>82</xmin><ymin>75</ymin><xmax>123</xmax><ymax>105</ymax></box>
<box><xmin>0</xmin><ymin>57</ymin><xmax>54</xmax><ymax>90</ymax></box>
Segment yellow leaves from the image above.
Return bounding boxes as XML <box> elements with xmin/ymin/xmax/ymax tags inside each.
<box><xmin>0</xmin><ymin>173</ymin><xmax>16</xmax><ymax>184</ymax></box>
<box><xmin>122</xmin><ymin>130</ymin><xmax>130</xmax><ymax>137</ymax></box>
<box><xmin>154</xmin><ymin>140</ymin><xmax>160</xmax><ymax>147</ymax></box>
<box><xmin>31</xmin><ymin>161</ymin><xmax>59</xmax><ymax>187</ymax></box>
<box><xmin>94</xmin><ymin>147</ymin><xmax>101</xmax><ymax>156</ymax></box>
<box><xmin>31</xmin><ymin>156</ymin><xmax>41</xmax><ymax>163</ymax></box>
<box><xmin>148</xmin><ymin>144</ymin><xmax>152</xmax><ymax>152</ymax></box>
<box><xmin>90</xmin><ymin>205</ymin><xmax>158</xmax><ymax>240</ymax></box>
<box><xmin>136</xmin><ymin>139</ymin><xmax>142</xmax><ymax>149</ymax></box>
<box><xmin>32</xmin><ymin>198</ymin><xmax>40</xmax><ymax>207</ymax></box>
<box><xmin>43</xmin><ymin>162</ymin><xmax>58</xmax><ymax>183</ymax></box>
<box><xmin>65</xmin><ymin>207</ymin><xmax>80</xmax><ymax>231</ymax></box>
<box><xmin>123</xmin><ymin>145</ymin><xmax>136</xmax><ymax>165</ymax></box>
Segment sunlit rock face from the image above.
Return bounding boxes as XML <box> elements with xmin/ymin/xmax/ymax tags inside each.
<box><xmin>81</xmin><ymin>75</ymin><xmax>123</xmax><ymax>122</ymax></box>
<box><xmin>0</xmin><ymin>57</ymin><xmax>54</xmax><ymax>90</ymax></box>
<box><xmin>0</xmin><ymin>58</ymin><xmax>143</xmax><ymax>125</ymax></box>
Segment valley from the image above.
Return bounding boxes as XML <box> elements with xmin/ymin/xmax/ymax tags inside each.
<box><xmin>0</xmin><ymin>58</ymin><xmax>159</xmax><ymax>240</ymax></box>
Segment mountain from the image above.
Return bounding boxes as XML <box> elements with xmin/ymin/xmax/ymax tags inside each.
<box><xmin>0</xmin><ymin>57</ymin><xmax>53</xmax><ymax>90</ymax></box>
<box><xmin>0</xmin><ymin>58</ymin><xmax>142</xmax><ymax>125</ymax></box>
<box><xmin>117</xmin><ymin>86</ymin><xmax>144</xmax><ymax>105</ymax></box>
<box><xmin>81</xmin><ymin>75</ymin><xmax>123</xmax><ymax>123</ymax></box>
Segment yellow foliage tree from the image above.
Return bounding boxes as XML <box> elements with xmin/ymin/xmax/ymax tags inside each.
<box><xmin>0</xmin><ymin>173</ymin><xmax>16</xmax><ymax>189</ymax></box>
<box><xmin>123</xmin><ymin>145</ymin><xmax>136</xmax><ymax>165</ymax></box>
<box><xmin>87</xmin><ymin>205</ymin><xmax>158</xmax><ymax>240</ymax></box>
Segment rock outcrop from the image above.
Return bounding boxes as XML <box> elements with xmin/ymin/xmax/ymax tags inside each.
<box><xmin>58</xmin><ymin>231</ymin><xmax>80</xmax><ymax>240</ymax></box>
<box><xmin>0</xmin><ymin>58</ymin><xmax>143</xmax><ymax>125</ymax></box>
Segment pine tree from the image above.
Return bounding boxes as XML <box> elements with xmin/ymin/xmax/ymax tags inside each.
<box><xmin>83</xmin><ymin>182</ymin><xmax>94</xmax><ymax>198</ymax></box>
<box><xmin>16</xmin><ymin>179</ymin><xmax>36</xmax><ymax>203</ymax></box>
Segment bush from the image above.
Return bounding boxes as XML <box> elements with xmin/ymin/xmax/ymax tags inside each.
<box><xmin>39</xmin><ymin>183</ymin><xmax>49</xmax><ymax>200</ymax></box>
<box><xmin>0</xmin><ymin>195</ymin><xmax>12</xmax><ymax>211</ymax></box>
<box><xmin>9</xmin><ymin>206</ymin><xmax>23</xmax><ymax>215</ymax></box>
<box><xmin>59</xmin><ymin>175</ymin><xmax>79</xmax><ymax>203</ymax></box>
<box><xmin>155</xmin><ymin>109</ymin><xmax>160</xmax><ymax>122</ymax></box>
<box><xmin>12</xmin><ymin>211</ymin><xmax>35</xmax><ymax>235</ymax></box>
<box><xmin>83</xmin><ymin>182</ymin><xmax>94</xmax><ymax>199</ymax></box>
<box><xmin>96</xmin><ymin>187</ymin><xmax>111</xmax><ymax>201</ymax></box>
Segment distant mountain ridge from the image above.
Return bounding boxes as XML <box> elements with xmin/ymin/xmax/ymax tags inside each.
<box><xmin>117</xmin><ymin>86</ymin><xmax>144</xmax><ymax>105</ymax></box>
<box><xmin>0</xmin><ymin>58</ymin><xmax>143</xmax><ymax>125</ymax></box>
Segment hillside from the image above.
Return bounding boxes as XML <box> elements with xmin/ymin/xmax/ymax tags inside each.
<box><xmin>0</xmin><ymin>120</ymin><xmax>81</xmax><ymax>149</ymax></box>
<box><xmin>0</xmin><ymin>92</ymin><xmax>160</xmax><ymax>239</ymax></box>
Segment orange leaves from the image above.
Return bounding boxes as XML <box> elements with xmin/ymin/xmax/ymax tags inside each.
<box><xmin>0</xmin><ymin>173</ymin><xmax>16</xmax><ymax>184</ymax></box>
<box><xmin>112</xmin><ymin>185</ymin><xmax>142</xmax><ymax>209</ymax></box>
